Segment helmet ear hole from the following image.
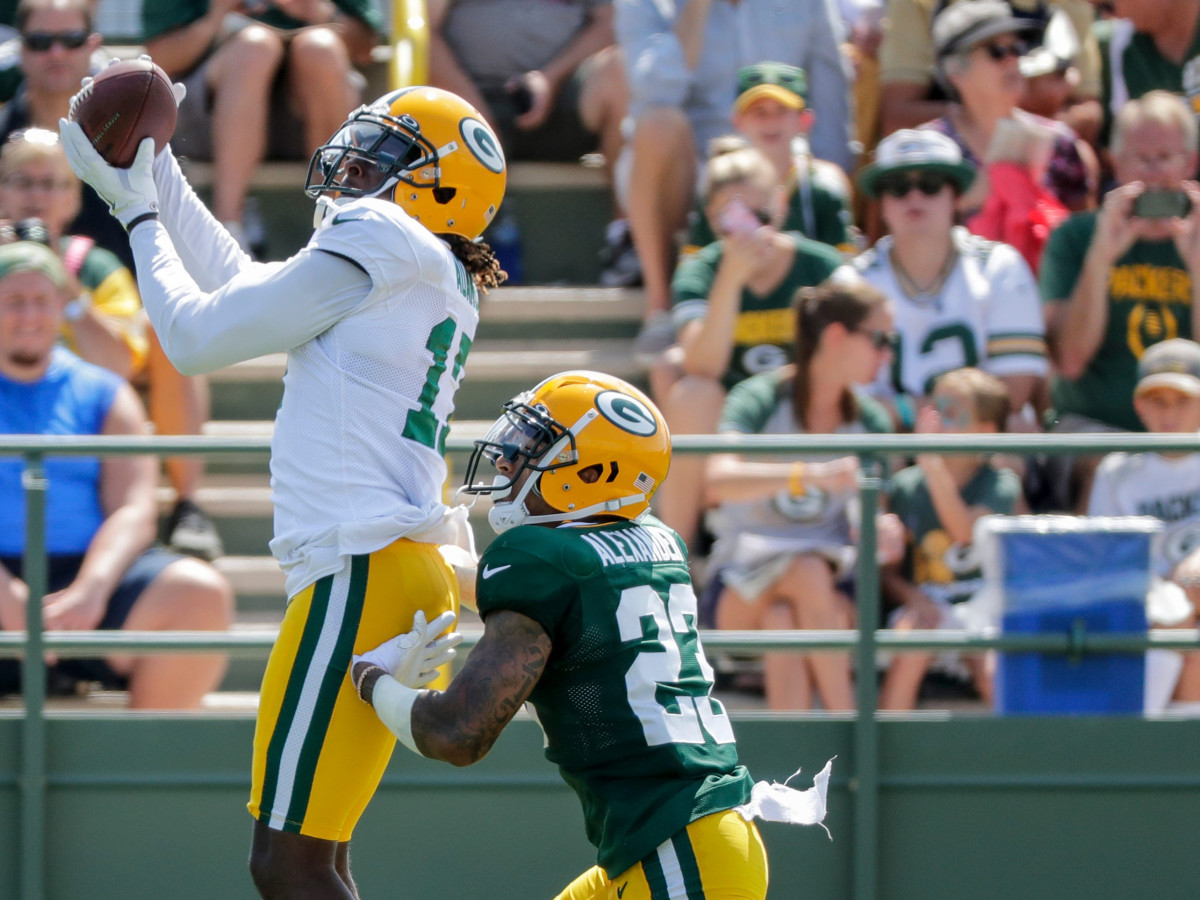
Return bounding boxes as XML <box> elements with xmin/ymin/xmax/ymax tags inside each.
<box><xmin>433</xmin><ymin>187</ymin><xmax>457</xmax><ymax>205</ymax></box>
<box><xmin>577</xmin><ymin>464</ymin><xmax>603</xmax><ymax>485</ymax></box>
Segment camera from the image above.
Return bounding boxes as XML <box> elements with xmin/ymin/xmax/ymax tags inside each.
<box><xmin>1132</xmin><ymin>189</ymin><xmax>1192</xmax><ymax>220</ymax></box>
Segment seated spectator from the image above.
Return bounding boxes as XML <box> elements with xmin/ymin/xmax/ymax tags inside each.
<box><xmin>0</xmin><ymin>0</ymin><xmax>107</xmax><ymax>105</ymax></box>
<box><xmin>846</xmin><ymin>129</ymin><xmax>1049</xmax><ymax>430</ymax></box>
<box><xmin>1094</xmin><ymin>0</ymin><xmax>1200</xmax><ymax>153</ymax></box>
<box><xmin>681</xmin><ymin>62</ymin><xmax>855</xmax><ymax>257</ymax></box>
<box><xmin>142</xmin><ymin>0</ymin><xmax>382</xmax><ymax>254</ymax></box>
<box><xmin>0</xmin><ymin>0</ymin><xmax>130</xmax><ymax>270</ymax></box>
<box><xmin>1040</xmin><ymin>91</ymin><xmax>1200</xmax><ymax>508</ymax></box>
<box><xmin>704</xmin><ymin>280</ymin><xmax>899</xmax><ymax>711</ymax></box>
<box><xmin>925</xmin><ymin>0</ymin><xmax>1098</xmax><ymax>218</ymax></box>
<box><xmin>614</xmin><ymin>0</ymin><xmax>853</xmax><ymax>357</ymax></box>
<box><xmin>878</xmin><ymin>0</ymin><xmax>1101</xmax><ymax>141</ymax></box>
<box><xmin>878</xmin><ymin>367</ymin><xmax>1023</xmax><ymax>711</ymax></box>
<box><xmin>1087</xmin><ymin>338</ymin><xmax>1200</xmax><ymax>706</ymax></box>
<box><xmin>427</xmin><ymin>0</ymin><xmax>631</xmax><ymax>283</ymax></box>
<box><xmin>0</xmin><ymin>241</ymin><xmax>232</xmax><ymax>708</ymax></box>
<box><xmin>0</xmin><ymin>128</ymin><xmax>224</xmax><ymax>560</ymax></box>
<box><xmin>650</xmin><ymin>145</ymin><xmax>844</xmax><ymax>553</ymax></box>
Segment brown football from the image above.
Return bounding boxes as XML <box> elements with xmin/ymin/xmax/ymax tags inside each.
<box><xmin>69</xmin><ymin>58</ymin><xmax>176</xmax><ymax>168</ymax></box>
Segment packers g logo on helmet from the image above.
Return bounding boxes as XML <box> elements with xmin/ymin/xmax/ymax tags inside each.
<box><xmin>306</xmin><ymin>86</ymin><xmax>507</xmax><ymax>240</ymax></box>
<box><xmin>462</xmin><ymin>371</ymin><xmax>672</xmax><ymax>533</ymax></box>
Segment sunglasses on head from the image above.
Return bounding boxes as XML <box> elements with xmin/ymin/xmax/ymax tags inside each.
<box><xmin>979</xmin><ymin>40</ymin><xmax>1029</xmax><ymax>61</ymax></box>
<box><xmin>856</xmin><ymin>328</ymin><xmax>898</xmax><ymax>350</ymax></box>
<box><xmin>877</xmin><ymin>171</ymin><xmax>953</xmax><ymax>199</ymax></box>
<box><xmin>22</xmin><ymin>30</ymin><xmax>89</xmax><ymax>52</ymax></box>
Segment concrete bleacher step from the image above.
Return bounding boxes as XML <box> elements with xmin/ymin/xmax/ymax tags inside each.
<box><xmin>182</xmin><ymin>159</ymin><xmax>614</xmax><ymax>284</ymax></box>
<box><xmin>209</xmin><ymin>336</ymin><xmax>646</xmax><ymax>423</ymax></box>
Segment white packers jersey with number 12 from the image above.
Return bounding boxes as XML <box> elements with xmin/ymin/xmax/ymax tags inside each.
<box><xmin>269</xmin><ymin>197</ymin><xmax>479</xmax><ymax>597</ymax></box>
<box><xmin>847</xmin><ymin>227</ymin><xmax>1049</xmax><ymax>398</ymax></box>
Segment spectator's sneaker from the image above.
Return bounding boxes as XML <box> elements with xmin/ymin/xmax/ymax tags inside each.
<box><xmin>598</xmin><ymin>219</ymin><xmax>643</xmax><ymax>288</ymax></box>
<box><xmin>166</xmin><ymin>499</ymin><xmax>224</xmax><ymax>561</ymax></box>
<box><xmin>632</xmin><ymin>312</ymin><xmax>677</xmax><ymax>364</ymax></box>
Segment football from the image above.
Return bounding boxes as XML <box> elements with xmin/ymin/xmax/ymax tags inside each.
<box><xmin>69</xmin><ymin>58</ymin><xmax>177</xmax><ymax>168</ymax></box>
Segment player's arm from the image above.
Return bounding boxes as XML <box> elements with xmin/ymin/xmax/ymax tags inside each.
<box><xmin>129</xmin><ymin>229</ymin><xmax>372</xmax><ymax>374</ymax></box>
<box><xmin>356</xmin><ymin>610</ymin><xmax>551</xmax><ymax>767</ymax></box>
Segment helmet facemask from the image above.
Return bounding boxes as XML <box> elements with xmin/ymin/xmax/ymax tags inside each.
<box><xmin>306</xmin><ymin>108</ymin><xmax>441</xmax><ymax>202</ymax></box>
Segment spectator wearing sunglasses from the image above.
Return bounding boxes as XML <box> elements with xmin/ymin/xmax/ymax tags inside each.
<box><xmin>878</xmin><ymin>367</ymin><xmax>1023</xmax><ymax>711</ymax></box>
<box><xmin>0</xmin><ymin>0</ymin><xmax>131</xmax><ymax>271</ymax></box>
<box><xmin>703</xmin><ymin>280</ymin><xmax>903</xmax><ymax>711</ymax></box>
<box><xmin>877</xmin><ymin>0</ymin><xmax>1102</xmax><ymax>142</ymax></box>
<box><xmin>924</xmin><ymin>0</ymin><xmax>1098</xmax><ymax>218</ymax></box>
<box><xmin>842</xmin><ymin>128</ymin><xmax>1048</xmax><ymax>431</ymax></box>
<box><xmin>648</xmin><ymin>145</ymin><xmax>844</xmax><ymax>555</ymax></box>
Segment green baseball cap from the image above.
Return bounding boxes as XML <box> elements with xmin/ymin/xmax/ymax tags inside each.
<box><xmin>0</xmin><ymin>240</ymin><xmax>66</xmax><ymax>290</ymax></box>
<box><xmin>735</xmin><ymin>62</ymin><xmax>807</xmax><ymax>114</ymax></box>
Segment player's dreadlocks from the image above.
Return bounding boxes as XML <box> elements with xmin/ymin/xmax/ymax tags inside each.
<box><xmin>442</xmin><ymin>234</ymin><xmax>506</xmax><ymax>294</ymax></box>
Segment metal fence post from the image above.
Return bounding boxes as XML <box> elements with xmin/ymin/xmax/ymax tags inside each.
<box><xmin>20</xmin><ymin>453</ymin><xmax>47</xmax><ymax>900</ymax></box>
<box><xmin>853</xmin><ymin>454</ymin><xmax>883</xmax><ymax>900</ymax></box>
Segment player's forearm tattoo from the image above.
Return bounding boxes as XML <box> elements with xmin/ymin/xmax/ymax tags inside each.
<box><xmin>412</xmin><ymin>610</ymin><xmax>550</xmax><ymax>764</ymax></box>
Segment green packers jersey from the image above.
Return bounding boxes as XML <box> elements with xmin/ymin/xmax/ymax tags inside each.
<box><xmin>1097</xmin><ymin>18</ymin><xmax>1200</xmax><ymax>147</ymax></box>
<box><xmin>1040</xmin><ymin>212</ymin><xmax>1193</xmax><ymax>431</ymax></box>
<box><xmin>888</xmin><ymin>464</ymin><xmax>1020</xmax><ymax>602</ymax></box>
<box><xmin>475</xmin><ymin>516</ymin><xmax>753</xmax><ymax>878</ymax></box>
<box><xmin>671</xmin><ymin>234</ymin><xmax>843</xmax><ymax>390</ymax></box>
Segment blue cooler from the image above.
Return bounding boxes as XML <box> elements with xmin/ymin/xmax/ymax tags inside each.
<box><xmin>975</xmin><ymin>515</ymin><xmax>1160</xmax><ymax>715</ymax></box>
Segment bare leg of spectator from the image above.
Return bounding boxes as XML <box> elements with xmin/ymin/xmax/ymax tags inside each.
<box><xmin>626</xmin><ymin>109</ymin><xmax>695</xmax><ymax>321</ymax></box>
<box><xmin>657</xmin><ymin>371</ymin><xmax>722</xmax><ymax>552</ymax></box>
<box><xmin>206</xmin><ymin>26</ymin><xmax>284</xmax><ymax>227</ymax></box>
<box><xmin>779</xmin><ymin>554</ymin><xmax>855</xmax><ymax>711</ymax></box>
<box><xmin>578</xmin><ymin>46</ymin><xmax>628</xmax><ymax>210</ymax></box>
<box><xmin>109</xmin><ymin>558</ymin><xmax>233</xmax><ymax>709</ymax></box>
<box><xmin>879</xmin><ymin>613</ymin><xmax>930</xmax><ymax>710</ymax></box>
<box><xmin>716</xmin><ymin>585</ymin><xmax>813</xmax><ymax>710</ymax></box>
<box><xmin>287</xmin><ymin>28</ymin><xmax>362</xmax><ymax>155</ymax></box>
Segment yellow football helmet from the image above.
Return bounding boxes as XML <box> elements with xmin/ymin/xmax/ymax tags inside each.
<box><xmin>462</xmin><ymin>371</ymin><xmax>672</xmax><ymax>533</ymax></box>
<box><xmin>305</xmin><ymin>86</ymin><xmax>506</xmax><ymax>240</ymax></box>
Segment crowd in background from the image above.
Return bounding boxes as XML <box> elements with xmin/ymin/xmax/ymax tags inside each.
<box><xmin>4</xmin><ymin>0</ymin><xmax>1200</xmax><ymax>713</ymax></box>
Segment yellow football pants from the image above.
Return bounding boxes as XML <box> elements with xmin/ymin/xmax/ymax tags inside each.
<box><xmin>554</xmin><ymin>810</ymin><xmax>769</xmax><ymax>900</ymax></box>
<box><xmin>247</xmin><ymin>539</ymin><xmax>458</xmax><ymax>841</ymax></box>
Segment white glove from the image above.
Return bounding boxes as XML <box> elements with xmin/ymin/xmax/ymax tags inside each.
<box><xmin>352</xmin><ymin>609</ymin><xmax>462</xmax><ymax>690</ymax></box>
<box><xmin>59</xmin><ymin>119</ymin><xmax>159</xmax><ymax>230</ymax></box>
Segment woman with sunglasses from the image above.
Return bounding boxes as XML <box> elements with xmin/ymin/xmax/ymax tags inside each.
<box><xmin>703</xmin><ymin>280</ymin><xmax>903</xmax><ymax>712</ymax></box>
<box><xmin>846</xmin><ymin>128</ymin><xmax>1049</xmax><ymax>431</ymax></box>
<box><xmin>924</xmin><ymin>0</ymin><xmax>1097</xmax><ymax>218</ymax></box>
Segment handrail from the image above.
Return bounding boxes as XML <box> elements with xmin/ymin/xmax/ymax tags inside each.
<box><xmin>5</xmin><ymin>431</ymin><xmax>1200</xmax><ymax>900</ymax></box>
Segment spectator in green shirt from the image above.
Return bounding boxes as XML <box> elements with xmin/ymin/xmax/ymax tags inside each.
<box><xmin>1040</xmin><ymin>90</ymin><xmax>1200</xmax><ymax>508</ymax></box>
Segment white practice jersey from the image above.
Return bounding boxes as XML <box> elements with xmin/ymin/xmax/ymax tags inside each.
<box><xmin>133</xmin><ymin>151</ymin><xmax>479</xmax><ymax>596</ymax></box>
<box><xmin>1089</xmin><ymin>449</ymin><xmax>1200</xmax><ymax>578</ymax></box>
<box><xmin>841</xmin><ymin>227</ymin><xmax>1048</xmax><ymax>398</ymax></box>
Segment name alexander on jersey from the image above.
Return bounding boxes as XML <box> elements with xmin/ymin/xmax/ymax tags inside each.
<box><xmin>579</xmin><ymin>524</ymin><xmax>685</xmax><ymax>569</ymax></box>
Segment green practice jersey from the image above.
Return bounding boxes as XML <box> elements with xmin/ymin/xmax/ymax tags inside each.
<box><xmin>475</xmin><ymin>515</ymin><xmax>753</xmax><ymax>877</ymax></box>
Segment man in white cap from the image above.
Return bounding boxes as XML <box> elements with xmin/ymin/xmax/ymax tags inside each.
<box><xmin>841</xmin><ymin>128</ymin><xmax>1048</xmax><ymax>429</ymax></box>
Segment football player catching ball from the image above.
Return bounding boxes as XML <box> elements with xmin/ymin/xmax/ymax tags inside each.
<box><xmin>60</xmin><ymin>84</ymin><xmax>506</xmax><ymax>899</ymax></box>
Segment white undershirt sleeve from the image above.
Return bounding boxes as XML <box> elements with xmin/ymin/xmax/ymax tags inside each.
<box><xmin>129</xmin><ymin>219</ymin><xmax>374</xmax><ymax>374</ymax></box>
<box><xmin>151</xmin><ymin>147</ymin><xmax>252</xmax><ymax>290</ymax></box>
